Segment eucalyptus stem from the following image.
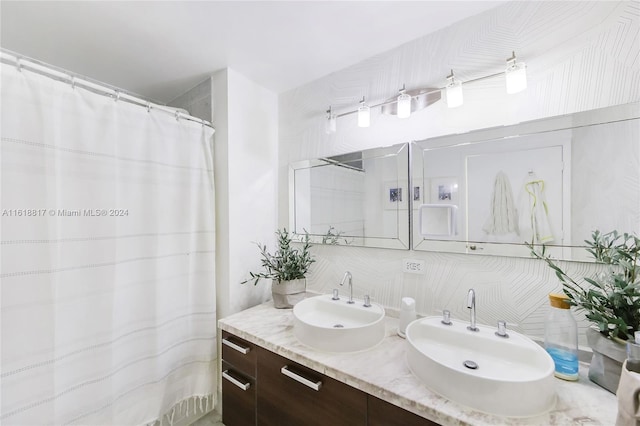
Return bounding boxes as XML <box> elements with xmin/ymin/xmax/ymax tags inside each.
<box><xmin>528</xmin><ymin>230</ymin><xmax>640</xmax><ymax>341</ymax></box>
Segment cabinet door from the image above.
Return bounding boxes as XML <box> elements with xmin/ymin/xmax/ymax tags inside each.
<box><xmin>368</xmin><ymin>395</ymin><xmax>440</xmax><ymax>426</ymax></box>
<box><xmin>222</xmin><ymin>361</ymin><xmax>256</xmax><ymax>426</ymax></box>
<box><xmin>257</xmin><ymin>347</ymin><xmax>366</xmax><ymax>426</ymax></box>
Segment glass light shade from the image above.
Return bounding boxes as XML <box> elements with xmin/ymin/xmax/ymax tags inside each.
<box><xmin>445</xmin><ymin>80</ymin><xmax>463</xmax><ymax>108</ymax></box>
<box><xmin>358</xmin><ymin>104</ymin><xmax>370</xmax><ymax>127</ymax></box>
<box><xmin>325</xmin><ymin>113</ymin><xmax>337</xmax><ymax>134</ymax></box>
<box><xmin>506</xmin><ymin>62</ymin><xmax>527</xmax><ymax>94</ymax></box>
<box><xmin>397</xmin><ymin>92</ymin><xmax>411</xmax><ymax>118</ymax></box>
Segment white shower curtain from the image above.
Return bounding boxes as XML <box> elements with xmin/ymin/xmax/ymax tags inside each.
<box><xmin>1</xmin><ymin>60</ymin><xmax>217</xmax><ymax>425</ymax></box>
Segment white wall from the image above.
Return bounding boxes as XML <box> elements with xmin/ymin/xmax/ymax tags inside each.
<box><xmin>572</xmin><ymin>120</ymin><xmax>640</xmax><ymax>248</ymax></box>
<box><xmin>279</xmin><ymin>1</ymin><xmax>640</xmax><ymax>346</ymax></box>
<box><xmin>212</xmin><ymin>68</ymin><xmax>278</xmax><ymax>318</ymax></box>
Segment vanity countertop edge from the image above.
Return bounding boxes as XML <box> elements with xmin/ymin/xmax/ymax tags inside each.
<box><xmin>217</xmin><ymin>297</ymin><xmax>618</xmax><ymax>426</ymax></box>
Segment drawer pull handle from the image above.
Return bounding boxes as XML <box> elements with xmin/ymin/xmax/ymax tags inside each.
<box><xmin>280</xmin><ymin>366</ymin><xmax>322</xmax><ymax>391</ymax></box>
<box><xmin>222</xmin><ymin>370</ymin><xmax>251</xmax><ymax>391</ymax></box>
<box><xmin>222</xmin><ymin>338</ymin><xmax>250</xmax><ymax>354</ymax></box>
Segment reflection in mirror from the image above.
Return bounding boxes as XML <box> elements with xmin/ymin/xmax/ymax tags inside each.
<box><xmin>412</xmin><ymin>102</ymin><xmax>640</xmax><ymax>261</ymax></box>
<box><xmin>290</xmin><ymin>143</ymin><xmax>410</xmax><ymax>250</ymax></box>
<box><xmin>419</xmin><ymin>204</ymin><xmax>458</xmax><ymax>237</ymax></box>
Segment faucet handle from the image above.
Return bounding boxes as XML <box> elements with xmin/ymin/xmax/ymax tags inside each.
<box><xmin>441</xmin><ymin>309</ymin><xmax>452</xmax><ymax>325</ymax></box>
<box><xmin>363</xmin><ymin>295</ymin><xmax>371</xmax><ymax>307</ymax></box>
<box><xmin>332</xmin><ymin>288</ymin><xmax>340</xmax><ymax>301</ymax></box>
<box><xmin>495</xmin><ymin>320</ymin><xmax>509</xmax><ymax>338</ymax></box>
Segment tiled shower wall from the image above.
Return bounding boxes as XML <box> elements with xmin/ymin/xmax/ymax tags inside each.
<box><xmin>168</xmin><ymin>77</ymin><xmax>212</xmax><ymax>122</ymax></box>
<box><xmin>278</xmin><ymin>1</ymin><xmax>640</xmax><ymax>346</ymax></box>
<box><xmin>305</xmin><ymin>166</ymin><xmax>365</xmax><ymax>237</ymax></box>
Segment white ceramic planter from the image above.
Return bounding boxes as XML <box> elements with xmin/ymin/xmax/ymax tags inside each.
<box><xmin>586</xmin><ymin>327</ymin><xmax>627</xmax><ymax>394</ymax></box>
<box><xmin>271</xmin><ymin>278</ymin><xmax>306</xmax><ymax>309</ymax></box>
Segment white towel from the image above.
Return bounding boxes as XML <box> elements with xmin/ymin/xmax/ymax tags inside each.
<box><xmin>483</xmin><ymin>171</ymin><xmax>519</xmax><ymax>236</ymax></box>
<box><xmin>617</xmin><ymin>360</ymin><xmax>640</xmax><ymax>426</ymax></box>
<box><xmin>518</xmin><ymin>172</ymin><xmax>554</xmax><ymax>244</ymax></box>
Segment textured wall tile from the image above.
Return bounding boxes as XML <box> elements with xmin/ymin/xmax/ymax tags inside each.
<box><xmin>168</xmin><ymin>78</ymin><xmax>212</xmax><ymax>122</ymax></box>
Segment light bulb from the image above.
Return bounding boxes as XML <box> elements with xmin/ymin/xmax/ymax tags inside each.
<box><xmin>446</xmin><ymin>80</ymin><xmax>463</xmax><ymax>108</ymax></box>
<box><xmin>506</xmin><ymin>61</ymin><xmax>527</xmax><ymax>94</ymax></box>
<box><xmin>358</xmin><ymin>98</ymin><xmax>370</xmax><ymax>128</ymax></box>
<box><xmin>397</xmin><ymin>87</ymin><xmax>411</xmax><ymax>118</ymax></box>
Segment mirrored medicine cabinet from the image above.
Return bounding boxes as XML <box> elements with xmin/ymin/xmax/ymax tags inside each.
<box><xmin>289</xmin><ymin>102</ymin><xmax>639</xmax><ymax>261</ymax></box>
<box><xmin>289</xmin><ymin>143</ymin><xmax>410</xmax><ymax>250</ymax></box>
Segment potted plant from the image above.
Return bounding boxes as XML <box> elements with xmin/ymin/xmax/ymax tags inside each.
<box><xmin>320</xmin><ymin>226</ymin><xmax>352</xmax><ymax>245</ymax></box>
<box><xmin>529</xmin><ymin>230</ymin><xmax>640</xmax><ymax>393</ymax></box>
<box><xmin>242</xmin><ymin>228</ymin><xmax>315</xmax><ymax>308</ymax></box>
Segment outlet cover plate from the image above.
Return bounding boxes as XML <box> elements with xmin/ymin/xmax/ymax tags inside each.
<box><xmin>403</xmin><ymin>259</ymin><xmax>425</xmax><ymax>274</ymax></box>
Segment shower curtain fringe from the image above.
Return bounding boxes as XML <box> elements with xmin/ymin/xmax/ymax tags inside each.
<box><xmin>150</xmin><ymin>394</ymin><xmax>215</xmax><ymax>426</ymax></box>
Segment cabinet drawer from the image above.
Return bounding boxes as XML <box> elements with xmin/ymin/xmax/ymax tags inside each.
<box><xmin>222</xmin><ymin>330</ymin><xmax>257</xmax><ymax>377</ymax></box>
<box><xmin>222</xmin><ymin>361</ymin><xmax>256</xmax><ymax>426</ymax></box>
<box><xmin>257</xmin><ymin>346</ymin><xmax>366</xmax><ymax>426</ymax></box>
<box><xmin>368</xmin><ymin>395</ymin><xmax>440</xmax><ymax>426</ymax></box>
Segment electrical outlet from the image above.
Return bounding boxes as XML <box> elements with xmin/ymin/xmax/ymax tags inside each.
<box><xmin>402</xmin><ymin>258</ymin><xmax>425</xmax><ymax>274</ymax></box>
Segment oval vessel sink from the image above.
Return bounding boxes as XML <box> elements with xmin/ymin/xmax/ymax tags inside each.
<box><xmin>406</xmin><ymin>316</ymin><xmax>556</xmax><ymax>417</ymax></box>
<box><xmin>293</xmin><ymin>294</ymin><xmax>386</xmax><ymax>352</ymax></box>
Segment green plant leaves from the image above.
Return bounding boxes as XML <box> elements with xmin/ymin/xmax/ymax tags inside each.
<box><xmin>241</xmin><ymin>228</ymin><xmax>315</xmax><ymax>286</ymax></box>
<box><xmin>528</xmin><ymin>230</ymin><xmax>640</xmax><ymax>341</ymax></box>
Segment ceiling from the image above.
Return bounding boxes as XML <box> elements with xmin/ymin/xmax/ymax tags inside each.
<box><xmin>1</xmin><ymin>1</ymin><xmax>505</xmax><ymax>104</ymax></box>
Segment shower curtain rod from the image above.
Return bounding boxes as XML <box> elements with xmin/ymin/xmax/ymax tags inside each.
<box><xmin>0</xmin><ymin>48</ymin><xmax>214</xmax><ymax>130</ymax></box>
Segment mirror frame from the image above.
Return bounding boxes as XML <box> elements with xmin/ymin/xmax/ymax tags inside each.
<box><xmin>289</xmin><ymin>142</ymin><xmax>410</xmax><ymax>250</ymax></box>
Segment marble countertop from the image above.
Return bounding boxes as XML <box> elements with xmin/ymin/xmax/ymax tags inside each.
<box><xmin>217</xmin><ymin>296</ymin><xmax>618</xmax><ymax>426</ymax></box>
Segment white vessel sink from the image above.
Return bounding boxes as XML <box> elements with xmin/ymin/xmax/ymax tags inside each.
<box><xmin>406</xmin><ymin>316</ymin><xmax>556</xmax><ymax>417</ymax></box>
<box><xmin>293</xmin><ymin>294</ymin><xmax>386</xmax><ymax>352</ymax></box>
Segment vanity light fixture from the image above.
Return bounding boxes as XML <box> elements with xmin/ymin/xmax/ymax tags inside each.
<box><xmin>324</xmin><ymin>51</ymin><xmax>528</xmax><ymax>131</ymax></box>
<box><xmin>325</xmin><ymin>106</ymin><xmax>337</xmax><ymax>134</ymax></box>
<box><xmin>397</xmin><ymin>84</ymin><xmax>411</xmax><ymax>118</ymax></box>
<box><xmin>357</xmin><ymin>97</ymin><xmax>370</xmax><ymax>128</ymax></box>
<box><xmin>445</xmin><ymin>70</ymin><xmax>463</xmax><ymax>108</ymax></box>
<box><xmin>505</xmin><ymin>51</ymin><xmax>527</xmax><ymax>94</ymax></box>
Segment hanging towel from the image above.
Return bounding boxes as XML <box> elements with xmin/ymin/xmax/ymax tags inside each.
<box><xmin>483</xmin><ymin>171</ymin><xmax>519</xmax><ymax>236</ymax></box>
<box><xmin>518</xmin><ymin>172</ymin><xmax>554</xmax><ymax>244</ymax></box>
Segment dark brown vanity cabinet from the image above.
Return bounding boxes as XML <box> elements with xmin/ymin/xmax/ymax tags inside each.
<box><xmin>256</xmin><ymin>346</ymin><xmax>367</xmax><ymax>426</ymax></box>
<box><xmin>221</xmin><ymin>331</ymin><xmax>257</xmax><ymax>426</ymax></box>
<box><xmin>368</xmin><ymin>395</ymin><xmax>439</xmax><ymax>426</ymax></box>
<box><xmin>221</xmin><ymin>330</ymin><xmax>440</xmax><ymax>426</ymax></box>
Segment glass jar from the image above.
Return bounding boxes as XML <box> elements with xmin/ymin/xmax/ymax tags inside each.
<box><xmin>544</xmin><ymin>293</ymin><xmax>579</xmax><ymax>381</ymax></box>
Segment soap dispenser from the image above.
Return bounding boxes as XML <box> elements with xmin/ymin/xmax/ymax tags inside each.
<box><xmin>397</xmin><ymin>297</ymin><xmax>416</xmax><ymax>338</ymax></box>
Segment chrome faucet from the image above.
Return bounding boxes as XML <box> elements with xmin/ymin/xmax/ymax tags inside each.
<box><xmin>340</xmin><ymin>271</ymin><xmax>354</xmax><ymax>304</ymax></box>
<box><xmin>467</xmin><ymin>288</ymin><xmax>479</xmax><ymax>332</ymax></box>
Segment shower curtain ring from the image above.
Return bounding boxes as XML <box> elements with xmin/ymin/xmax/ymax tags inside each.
<box><xmin>114</xmin><ymin>91</ymin><xmax>121</xmax><ymax>102</ymax></box>
<box><xmin>175</xmin><ymin>110</ymin><xmax>180</xmax><ymax>121</ymax></box>
<box><xmin>147</xmin><ymin>103</ymin><xmax>152</xmax><ymax>113</ymax></box>
<box><xmin>70</xmin><ymin>76</ymin><xmax>76</xmax><ymax>90</ymax></box>
<box><xmin>16</xmin><ymin>57</ymin><xmax>22</xmax><ymax>72</ymax></box>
